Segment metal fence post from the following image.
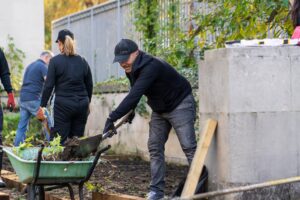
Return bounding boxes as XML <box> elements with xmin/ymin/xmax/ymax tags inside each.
<box><xmin>90</xmin><ymin>8</ymin><xmax>97</xmax><ymax>82</ymax></box>
<box><xmin>116</xmin><ymin>0</ymin><xmax>121</xmax><ymax>78</ymax></box>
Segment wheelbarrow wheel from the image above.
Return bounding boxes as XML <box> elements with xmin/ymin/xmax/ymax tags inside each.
<box><xmin>27</xmin><ymin>184</ymin><xmax>45</xmax><ymax>200</ymax></box>
<box><xmin>38</xmin><ymin>186</ymin><xmax>45</xmax><ymax>200</ymax></box>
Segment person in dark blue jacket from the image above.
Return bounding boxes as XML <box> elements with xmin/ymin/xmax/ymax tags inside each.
<box><xmin>103</xmin><ymin>39</ymin><xmax>197</xmax><ymax>200</ymax></box>
<box><xmin>0</xmin><ymin>48</ymin><xmax>16</xmax><ymax>187</ymax></box>
<box><xmin>14</xmin><ymin>51</ymin><xmax>53</xmax><ymax>146</ymax></box>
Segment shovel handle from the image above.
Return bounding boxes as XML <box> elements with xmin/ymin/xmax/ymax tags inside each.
<box><xmin>102</xmin><ymin>110</ymin><xmax>134</xmax><ymax>140</ymax></box>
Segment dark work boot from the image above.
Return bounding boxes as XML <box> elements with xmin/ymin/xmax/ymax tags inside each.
<box><xmin>0</xmin><ymin>149</ymin><xmax>6</xmax><ymax>188</ymax></box>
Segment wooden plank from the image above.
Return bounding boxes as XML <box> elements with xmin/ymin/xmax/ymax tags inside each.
<box><xmin>1</xmin><ymin>170</ymin><xmax>26</xmax><ymax>192</ymax></box>
<box><xmin>181</xmin><ymin>119</ymin><xmax>217</xmax><ymax>198</ymax></box>
<box><xmin>0</xmin><ymin>192</ymin><xmax>9</xmax><ymax>200</ymax></box>
<box><xmin>1</xmin><ymin>170</ymin><xmax>67</xmax><ymax>200</ymax></box>
<box><xmin>190</xmin><ymin>176</ymin><xmax>300</xmax><ymax>199</ymax></box>
<box><xmin>92</xmin><ymin>192</ymin><xmax>145</xmax><ymax>200</ymax></box>
<box><xmin>45</xmin><ymin>193</ymin><xmax>69</xmax><ymax>200</ymax></box>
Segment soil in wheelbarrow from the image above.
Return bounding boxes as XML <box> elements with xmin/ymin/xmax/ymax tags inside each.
<box><xmin>2</xmin><ymin>154</ymin><xmax>189</xmax><ymax>199</ymax></box>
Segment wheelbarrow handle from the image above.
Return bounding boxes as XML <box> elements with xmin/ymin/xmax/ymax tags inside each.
<box><xmin>97</xmin><ymin>145</ymin><xmax>111</xmax><ymax>155</ymax></box>
<box><xmin>33</xmin><ymin>145</ymin><xmax>45</xmax><ymax>184</ymax></box>
<box><xmin>102</xmin><ymin>110</ymin><xmax>134</xmax><ymax>140</ymax></box>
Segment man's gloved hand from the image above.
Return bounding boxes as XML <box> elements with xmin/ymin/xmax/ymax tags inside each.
<box><xmin>36</xmin><ymin>107</ymin><xmax>46</xmax><ymax>121</ymax></box>
<box><xmin>7</xmin><ymin>92</ymin><xmax>15</xmax><ymax>111</ymax></box>
<box><xmin>103</xmin><ymin>118</ymin><xmax>117</xmax><ymax>137</ymax></box>
<box><xmin>125</xmin><ymin>111</ymin><xmax>135</xmax><ymax>124</ymax></box>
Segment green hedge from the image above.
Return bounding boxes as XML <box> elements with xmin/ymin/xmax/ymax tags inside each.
<box><xmin>93</xmin><ymin>68</ymin><xmax>198</xmax><ymax>94</ymax></box>
<box><xmin>2</xmin><ymin>112</ymin><xmax>43</xmax><ymax>146</ymax></box>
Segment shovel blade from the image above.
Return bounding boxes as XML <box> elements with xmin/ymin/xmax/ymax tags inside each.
<box><xmin>73</xmin><ymin>134</ymin><xmax>102</xmax><ymax>157</ymax></box>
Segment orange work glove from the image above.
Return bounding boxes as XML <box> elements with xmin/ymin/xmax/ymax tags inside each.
<box><xmin>7</xmin><ymin>92</ymin><xmax>15</xmax><ymax>111</ymax></box>
<box><xmin>36</xmin><ymin>107</ymin><xmax>46</xmax><ymax>121</ymax></box>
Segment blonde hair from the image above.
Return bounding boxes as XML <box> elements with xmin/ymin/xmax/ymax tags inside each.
<box><xmin>63</xmin><ymin>36</ymin><xmax>76</xmax><ymax>56</ymax></box>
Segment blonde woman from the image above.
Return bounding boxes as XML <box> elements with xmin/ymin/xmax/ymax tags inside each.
<box><xmin>39</xmin><ymin>29</ymin><xmax>93</xmax><ymax>144</ymax></box>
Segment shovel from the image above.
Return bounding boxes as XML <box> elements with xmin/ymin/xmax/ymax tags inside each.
<box><xmin>71</xmin><ymin>110</ymin><xmax>133</xmax><ymax>158</ymax></box>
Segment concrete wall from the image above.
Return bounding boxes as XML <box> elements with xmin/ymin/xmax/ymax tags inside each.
<box><xmin>85</xmin><ymin>94</ymin><xmax>190</xmax><ymax>165</ymax></box>
<box><xmin>199</xmin><ymin>47</ymin><xmax>300</xmax><ymax>199</ymax></box>
<box><xmin>0</xmin><ymin>0</ymin><xmax>44</xmax><ymax>68</ymax></box>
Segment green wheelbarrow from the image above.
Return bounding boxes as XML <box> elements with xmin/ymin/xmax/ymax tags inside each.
<box><xmin>2</xmin><ymin>145</ymin><xmax>111</xmax><ymax>200</ymax></box>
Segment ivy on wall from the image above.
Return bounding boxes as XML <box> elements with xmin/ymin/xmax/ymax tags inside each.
<box><xmin>134</xmin><ymin>0</ymin><xmax>197</xmax><ymax>68</ymax></box>
<box><xmin>134</xmin><ymin>0</ymin><xmax>159</xmax><ymax>54</ymax></box>
<box><xmin>132</xmin><ymin>0</ymin><xmax>292</xmax><ymax>69</ymax></box>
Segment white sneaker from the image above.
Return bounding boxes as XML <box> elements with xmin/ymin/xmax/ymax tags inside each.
<box><xmin>0</xmin><ymin>177</ymin><xmax>6</xmax><ymax>188</ymax></box>
<box><xmin>146</xmin><ymin>191</ymin><xmax>164</xmax><ymax>200</ymax></box>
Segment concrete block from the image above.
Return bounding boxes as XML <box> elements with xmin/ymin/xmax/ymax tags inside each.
<box><xmin>228</xmin><ymin>112</ymin><xmax>298</xmax><ymax>183</ymax></box>
<box><xmin>229</xmin><ymin>56</ymin><xmax>291</xmax><ymax>113</ymax></box>
<box><xmin>200</xmin><ymin>47</ymin><xmax>299</xmax><ymax>114</ymax></box>
<box><xmin>291</xmin><ymin>56</ymin><xmax>300</xmax><ymax>111</ymax></box>
<box><xmin>199</xmin><ymin>59</ymin><xmax>229</xmax><ymax>113</ymax></box>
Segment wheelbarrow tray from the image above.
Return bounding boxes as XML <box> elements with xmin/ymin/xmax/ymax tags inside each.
<box><xmin>3</xmin><ymin>147</ymin><xmax>94</xmax><ymax>184</ymax></box>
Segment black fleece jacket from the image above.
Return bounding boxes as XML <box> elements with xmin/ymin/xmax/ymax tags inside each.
<box><xmin>41</xmin><ymin>54</ymin><xmax>93</xmax><ymax>107</ymax></box>
<box><xmin>0</xmin><ymin>49</ymin><xmax>13</xmax><ymax>93</ymax></box>
<box><xmin>109</xmin><ymin>51</ymin><xmax>192</xmax><ymax>122</ymax></box>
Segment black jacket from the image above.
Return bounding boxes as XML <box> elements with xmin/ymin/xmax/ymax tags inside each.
<box><xmin>41</xmin><ymin>54</ymin><xmax>93</xmax><ymax>107</ymax></box>
<box><xmin>0</xmin><ymin>49</ymin><xmax>13</xmax><ymax>93</ymax></box>
<box><xmin>109</xmin><ymin>51</ymin><xmax>192</xmax><ymax>122</ymax></box>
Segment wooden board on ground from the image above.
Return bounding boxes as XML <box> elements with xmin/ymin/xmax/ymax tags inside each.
<box><xmin>181</xmin><ymin>119</ymin><xmax>217</xmax><ymax>198</ymax></box>
<box><xmin>1</xmin><ymin>170</ymin><xmax>68</xmax><ymax>200</ymax></box>
<box><xmin>92</xmin><ymin>192</ymin><xmax>145</xmax><ymax>200</ymax></box>
<box><xmin>1</xmin><ymin>170</ymin><xmax>26</xmax><ymax>192</ymax></box>
<box><xmin>0</xmin><ymin>192</ymin><xmax>9</xmax><ymax>200</ymax></box>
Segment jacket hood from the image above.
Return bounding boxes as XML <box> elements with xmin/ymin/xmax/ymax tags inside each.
<box><xmin>131</xmin><ymin>51</ymin><xmax>153</xmax><ymax>73</ymax></box>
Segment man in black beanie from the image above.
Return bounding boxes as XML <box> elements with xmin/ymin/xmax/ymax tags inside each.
<box><xmin>103</xmin><ymin>39</ymin><xmax>197</xmax><ymax>200</ymax></box>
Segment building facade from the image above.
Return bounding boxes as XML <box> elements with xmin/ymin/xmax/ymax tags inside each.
<box><xmin>0</xmin><ymin>0</ymin><xmax>44</xmax><ymax>68</ymax></box>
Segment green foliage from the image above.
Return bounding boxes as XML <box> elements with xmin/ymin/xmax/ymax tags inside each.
<box><xmin>93</xmin><ymin>77</ymin><xmax>129</xmax><ymax>94</ymax></box>
<box><xmin>192</xmin><ymin>0</ymin><xmax>292</xmax><ymax>50</ymax></box>
<box><xmin>42</xmin><ymin>136</ymin><xmax>64</xmax><ymax>160</ymax></box>
<box><xmin>12</xmin><ymin>135</ymin><xmax>64</xmax><ymax>161</ymax></box>
<box><xmin>134</xmin><ymin>0</ymin><xmax>159</xmax><ymax>54</ymax></box>
<box><xmin>12</xmin><ymin>136</ymin><xmax>34</xmax><ymax>157</ymax></box>
<box><xmin>1</xmin><ymin>36</ymin><xmax>25</xmax><ymax>91</ymax></box>
<box><xmin>133</xmin><ymin>0</ymin><xmax>293</xmax><ymax>68</ymax></box>
<box><xmin>3</xmin><ymin>113</ymin><xmax>20</xmax><ymax>146</ymax></box>
<box><xmin>136</xmin><ymin>96</ymin><xmax>149</xmax><ymax>117</ymax></box>
<box><xmin>178</xmin><ymin>68</ymin><xmax>198</xmax><ymax>89</ymax></box>
<box><xmin>133</xmin><ymin>0</ymin><xmax>197</xmax><ymax>68</ymax></box>
<box><xmin>2</xmin><ymin>112</ymin><xmax>44</xmax><ymax>146</ymax></box>
<box><xmin>85</xmin><ymin>182</ymin><xmax>105</xmax><ymax>192</ymax></box>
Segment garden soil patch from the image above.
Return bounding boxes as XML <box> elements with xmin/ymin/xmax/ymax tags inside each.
<box><xmin>2</xmin><ymin>154</ymin><xmax>188</xmax><ymax>199</ymax></box>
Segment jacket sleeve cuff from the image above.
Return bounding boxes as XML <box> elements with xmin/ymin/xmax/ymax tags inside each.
<box><xmin>109</xmin><ymin>112</ymin><xmax>118</xmax><ymax>122</ymax></box>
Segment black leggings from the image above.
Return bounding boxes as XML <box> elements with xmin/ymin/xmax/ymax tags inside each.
<box><xmin>50</xmin><ymin>96</ymin><xmax>89</xmax><ymax>144</ymax></box>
